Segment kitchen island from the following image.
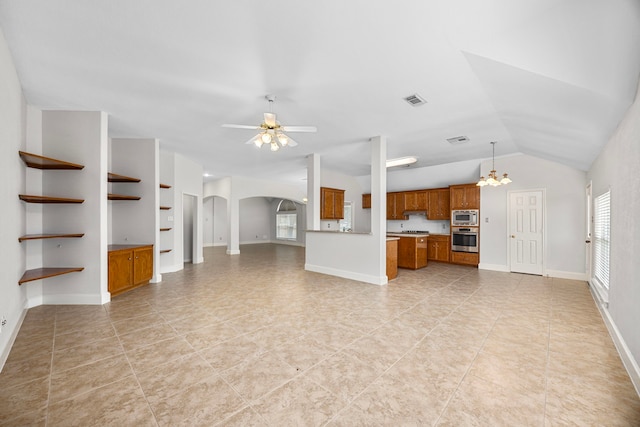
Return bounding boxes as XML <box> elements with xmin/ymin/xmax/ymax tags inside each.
<box><xmin>386</xmin><ymin>233</ymin><xmax>428</xmax><ymax>269</ymax></box>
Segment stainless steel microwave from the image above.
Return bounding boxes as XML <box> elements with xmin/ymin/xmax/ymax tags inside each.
<box><xmin>451</xmin><ymin>210</ymin><xmax>479</xmax><ymax>226</ymax></box>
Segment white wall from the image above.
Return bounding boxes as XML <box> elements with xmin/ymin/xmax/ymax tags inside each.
<box><xmin>110</xmin><ymin>138</ymin><xmax>160</xmax><ymax>282</ymax></box>
<box><xmin>588</xmin><ymin>81</ymin><xmax>640</xmax><ymax>389</ymax></box>
<box><xmin>183</xmin><ymin>194</ymin><xmax>195</xmax><ymax>262</ymax></box>
<box><xmin>42</xmin><ymin>111</ymin><xmax>109</xmax><ymax>305</ymax></box>
<box><xmin>203</xmin><ymin>197</ymin><xmax>214</xmax><ymax>246</ymax></box>
<box><xmin>479</xmin><ymin>154</ymin><xmax>586</xmax><ymax>277</ymax></box>
<box><xmin>212</xmin><ymin>196</ymin><xmax>228</xmax><ymax>246</ymax></box>
<box><xmin>239</xmin><ymin>197</ymin><xmax>272</xmax><ymax>244</ymax></box>
<box><xmin>0</xmin><ymin>26</ymin><xmax>27</xmax><ymax>369</ymax></box>
<box><xmin>175</xmin><ymin>153</ymin><xmax>204</xmax><ymax>264</ymax></box>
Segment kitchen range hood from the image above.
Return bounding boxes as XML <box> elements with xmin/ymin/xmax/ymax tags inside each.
<box><xmin>402</xmin><ymin>210</ymin><xmax>427</xmax><ymax>216</ymax></box>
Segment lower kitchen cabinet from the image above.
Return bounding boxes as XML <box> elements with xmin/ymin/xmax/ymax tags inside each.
<box><xmin>386</xmin><ymin>238</ymin><xmax>398</xmax><ymax>280</ymax></box>
<box><xmin>427</xmin><ymin>235</ymin><xmax>450</xmax><ymax>262</ymax></box>
<box><xmin>450</xmin><ymin>251</ymin><xmax>479</xmax><ymax>266</ymax></box>
<box><xmin>108</xmin><ymin>244</ymin><xmax>153</xmax><ymax>296</ymax></box>
<box><xmin>397</xmin><ymin>236</ymin><xmax>428</xmax><ymax>269</ymax></box>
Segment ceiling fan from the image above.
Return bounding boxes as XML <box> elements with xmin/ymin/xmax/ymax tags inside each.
<box><xmin>222</xmin><ymin>95</ymin><xmax>317</xmax><ymax>151</ymax></box>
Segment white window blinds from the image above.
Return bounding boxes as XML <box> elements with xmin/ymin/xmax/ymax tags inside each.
<box><xmin>593</xmin><ymin>190</ymin><xmax>611</xmax><ymax>290</ymax></box>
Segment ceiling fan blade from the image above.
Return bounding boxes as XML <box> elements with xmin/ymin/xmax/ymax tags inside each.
<box><xmin>264</xmin><ymin>113</ymin><xmax>276</xmax><ymax>127</ymax></box>
<box><xmin>285</xmin><ymin>136</ymin><xmax>298</xmax><ymax>147</ymax></box>
<box><xmin>223</xmin><ymin>124</ymin><xmax>260</xmax><ymax>130</ymax></box>
<box><xmin>280</xmin><ymin>125</ymin><xmax>317</xmax><ymax>133</ymax></box>
<box><xmin>244</xmin><ymin>134</ymin><xmax>260</xmax><ymax>144</ymax></box>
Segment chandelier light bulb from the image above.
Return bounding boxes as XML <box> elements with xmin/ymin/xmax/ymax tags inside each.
<box><xmin>277</xmin><ymin>132</ymin><xmax>288</xmax><ymax>146</ymax></box>
<box><xmin>477</xmin><ymin>141</ymin><xmax>512</xmax><ymax>187</ymax></box>
<box><xmin>261</xmin><ymin>132</ymin><xmax>272</xmax><ymax>143</ymax></box>
<box><xmin>254</xmin><ymin>137</ymin><xmax>263</xmax><ymax>148</ymax></box>
<box><xmin>270</xmin><ymin>141</ymin><xmax>279</xmax><ymax>151</ymax></box>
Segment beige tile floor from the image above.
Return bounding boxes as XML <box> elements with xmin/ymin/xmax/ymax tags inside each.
<box><xmin>1</xmin><ymin>244</ymin><xmax>639</xmax><ymax>426</ymax></box>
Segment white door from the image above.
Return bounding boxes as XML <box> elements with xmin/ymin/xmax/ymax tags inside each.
<box><xmin>509</xmin><ymin>190</ymin><xmax>544</xmax><ymax>275</ymax></box>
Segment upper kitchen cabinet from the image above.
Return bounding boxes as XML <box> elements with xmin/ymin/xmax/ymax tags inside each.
<box><xmin>403</xmin><ymin>190</ymin><xmax>428</xmax><ymax>211</ymax></box>
<box><xmin>387</xmin><ymin>192</ymin><xmax>407</xmax><ymax>220</ymax></box>
<box><xmin>427</xmin><ymin>188</ymin><xmax>450</xmax><ymax>220</ymax></box>
<box><xmin>449</xmin><ymin>184</ymin><xmax>480</xmax><ymax>210</ymax></box>
<box><xmin>362</xmin><ymin>193</ymin><xmax>371</xmax><ymax>209</ymax></box>
<box><xmin>320</xmin><ymin>187</ymin><xmax>345</xmax><ymax>220</ymax></box>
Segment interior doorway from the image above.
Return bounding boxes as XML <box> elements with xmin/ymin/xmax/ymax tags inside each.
<box><xmin>183</xmin><ymin>194</ymin><xmax>197</xmax><ymax>263</ymax></box>
<box><xmin>508</xmin><ymin>189</ymin><xmax>544</xmax><ymax>275</ymax></box>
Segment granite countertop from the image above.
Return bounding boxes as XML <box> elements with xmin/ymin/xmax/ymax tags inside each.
<box><xmin>386</xmin><ymin>233</ymin><xmax>429</xmax><ymax>238</ymax></box>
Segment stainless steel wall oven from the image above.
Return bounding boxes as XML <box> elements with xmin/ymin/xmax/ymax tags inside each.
<box><xmin>451</xmin><ymin>226</ymin><xmax>479</xmax><ymax>253</ymax></box>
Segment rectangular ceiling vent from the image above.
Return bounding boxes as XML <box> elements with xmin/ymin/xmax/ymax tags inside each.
<box><xmin>404</xmin><ymin>93</ymin><xmax>426</xmax><ymax>106</ymax></box>
<box><xmin>447</xmin><ymin>136</ymin><xmax>470</xmax><ymax>145</ymax></box>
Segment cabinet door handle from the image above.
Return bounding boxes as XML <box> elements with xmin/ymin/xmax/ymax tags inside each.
<box><xmin>135</xmin><ymin>257</ymin><xmax>139</xmax><ymax>259</ymax></box>
<box><xmin>128</xmin><ymin>258</ymin><xmax>131</xmax><ymax>261</ymax></box>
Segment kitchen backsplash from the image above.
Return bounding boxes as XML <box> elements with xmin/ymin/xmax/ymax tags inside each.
<box><xmin>386</xmin><ymin>215</ymin><xmax>450</xmax><ymax>234</ymax></box>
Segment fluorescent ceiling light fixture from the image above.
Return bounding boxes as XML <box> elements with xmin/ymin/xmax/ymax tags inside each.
<box><xmin>386</xmin><ymin>156</ymin><xmax>417</xmax><ymax>168</ymax></box>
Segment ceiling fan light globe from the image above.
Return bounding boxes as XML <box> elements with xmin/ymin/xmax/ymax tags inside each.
<box><xmin>277</xmin><ymin>133</ymin><xmax>288</xmax><ymax>146</ymax></box>
<box><xmin>261</xmin><ymin>132</ymin><xmax>272</xmax><ymax>143</ymax></box>
<box><xmin>270</xmin><ymin>142</ymin><xmax>279</xmax><ymax>151</ymax></box>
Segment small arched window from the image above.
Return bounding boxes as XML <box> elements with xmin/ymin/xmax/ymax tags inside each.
<box><xmin>276</xmin><ymin>199</ymin><xmax>297</xmax><ymax>240</ymax></box>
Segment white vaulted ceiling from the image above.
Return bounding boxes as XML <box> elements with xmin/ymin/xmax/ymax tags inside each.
<box><xmin>1</xmin><ymin>0</ymin><xmax>638</xmax><ymax>183</ymax></box>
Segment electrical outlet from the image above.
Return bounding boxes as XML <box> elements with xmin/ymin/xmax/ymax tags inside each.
<box><xmin>0</xmin><ymin>316</ymin><xmax>6</xmax><ymax>334</ymax></box>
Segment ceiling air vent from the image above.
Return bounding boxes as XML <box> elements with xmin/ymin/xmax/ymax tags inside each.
<box><xmin>403</xmin><ymin>94</ymin><xmax>426</xmax><ymax>106</ymax></box>
<box><xmin>447</xmin><ymin>136</ymin><xmax>470</xmax><ymax>145</ymax></box>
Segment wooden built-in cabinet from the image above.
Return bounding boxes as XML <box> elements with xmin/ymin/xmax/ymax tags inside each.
<box><xmin>403</xmin><ymin>190</ymin><xmax>428</xmax><ymax>211</ymax></box>
<box><xmin>362</xmin><ymin>194</ymin><xmax>371</xmax><ymax>209</ymax></box>
<box><xmin>427</xmin><ymin>188</ymin><xmax>450</xmax><ymax>220</ymax></box>
<box><xmin>449</xmin><ymin>184</ymin><xmax>480</xmax><ymax>210</ymax></box>
<box><xmin>387</xmin><ymin>192</ymin><xmax>407</xmax><ymax>220</ymax></box>
<box><xmin>427</xmin><ymin>235</ymin><xmax>450</xmax><ymax>262</ymax></box>
<box><xmin>386</xmin><ymin>238</ymin><xmax>398</xmax><ymax>280</ymax></box>
<box><xmin>397</xmin><ymin>236</ymin><xmax>428</xmax><ymax>269</ymax></box>
<box><xmin>18</xmin><ymin>151</ymin><xmax>85</xmax><ymax>285</ymax></box>
<box><xmin>320</xmin><ymin>187</ymin><xmax>345</xmax><ymax>220</ymax></box>
<box><xmin>450</xmin><ymin>251</ymin><xmax>479</xmax><ymax>266</ymax></box>
<box><xmin>108</xmin><ymin>244</ymin><xmax>153</xmax><ymax>296</ymax></box>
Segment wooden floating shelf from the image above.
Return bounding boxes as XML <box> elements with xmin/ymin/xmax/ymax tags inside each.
<box><xmin>108</xmin><ymin>193</ymin><xmax>141</xmax><ymax>201</ymax></box>
<box><xmin>19</xmin><ymin>151</ymin><xmax>84</xmax><ymax>170</ymax></box>
<box><xmin>160</xmin><ymin>183</ymin><xmax>171</xmax><ymax>189</ymax></box>
<box><xmin>19</xmin><ymin>195</ymin><xmax>84</xmax><ymax>204</ymax></box>
<box><xmin>19</xmin><ymin>233</ymin><xmax>84</xmax><ymax>242</ymax></box>
<box><xmin>159</xmin><ymin>206</ymin><xmax>171</xmax><ymax>210</ymax></box>
<box><xmin>160</xmin><ymin>228</ymin><xmax>172</xmax><ymax>231</ymax></box>
<box><xmin>160</xmin><ymin>249</ymin><xmax>172</xmax><ymax>253</ymax></box>
<box><xmin>108</xmin><ymin>172</ymin><xmax>141</xmax><ymax>183</ymax></box>
<box><xmin>19</xmin><ymin>267</ymin><xmax>84</xmax><ymax>285</ymax></box>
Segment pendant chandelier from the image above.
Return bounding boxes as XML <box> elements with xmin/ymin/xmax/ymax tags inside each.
<box><xmin>477</xmin><ymin>141</ymin><xmax>512</xmax><ymax>187</ymax></box>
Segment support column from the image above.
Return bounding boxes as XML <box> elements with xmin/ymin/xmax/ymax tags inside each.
<box><xmin>226</xmin><ymin>194</ymin><xmax>240</xmax><ymax>255</ymax></box>
<box><xmin>307</xmin><ymin>153</ymin><xmax>321</xmax><ymax>231</ymax></box>
<box><xmin>370</xmin><ymin>136</ymin><xmax>387</xmax><ymax>281</ymax></box>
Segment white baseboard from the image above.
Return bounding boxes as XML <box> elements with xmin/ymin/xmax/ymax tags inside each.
<box><xmin>545</xmin><ymin>269</ymin><xmax>588</xmax><ymax>281</ymax></box>
<box><xmin>478</xmin><ymin>263</ymin><xmax>509</xmax><ymax>272</ymax></box>
<box><xmin>588</xmin><ymin>284</ymin><xmax>640</xmax><ymax>397</ymax></box>
<box><xmin>150</xmin><ymin>273</ymin><xmax>162</xmax><ymax>283</ymax></box>
<box><xmin>304</xmin><ymin>263</ymin><xmax>387</xmax><ymax>286</ymax></box>
<box><xmin>160</xmin><ymin>263</ymin><xmax>183</xmax><ymax>274</ymax></box>
<box><xmin>0</xmin><ymin>308</ymin><xmax>27</xmax><ymax>372</ymax></box>
<box><xmin>271</xmin><ymin>239</ymin><xmax>305</xmax><ymax>247</ymax></box>
<box><xmin>204</xmin><ymin>243</ymin><xmax>215</xmax><ymax>247</ymax></box>
<box><xmin>226</xmin><ymin>249</ymin><xmax>240</xmax><ymax>255</ymax></box>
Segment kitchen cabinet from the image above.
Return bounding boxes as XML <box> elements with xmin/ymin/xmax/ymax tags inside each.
<box><xmin>362</xmin><ymin>193</ymin><xmax>371</xmax><ymax>209</ymax></box>
<box><xmin>397</xmin><ymin>236</ymin><xmax>428</xmax><ymax>269</ymax></box>
<box><xmin>427</xmin><ymin>235</ymin><xmax>450</xmax><ymax>262</ymax></box>
<box><xmin>450</xmin><ymin>251</ymin><xmax>479</xmax><ymax>266</ymax></box>
<box><xmin>108</xmin><ymin>244</ymin><xmax>153</xmax><ymax>296</ymax></box>
<box><xmin>427</xmin><ymin>188</ymin><xmax>450</xmax><ymax>220</ymax></box>
<box><xmin>387</xmin><ymin>192</ymin><xmax>407</xmax><ymax>220</ymax></box>
<box><xmin>450</xmin><ymin>184</ymin><xmax>480</xmax><ymax>210</ymax></box>
<box><xmin>320</xmin><ymin>187</ymin><xmax>345</xmax><ymax>219</ymax></box>
<box><xmin>386</xmin><ymin>238</ymin><xmax>398</xmax><ymax>280</ymax></box>
<box><xmin>404</xmin><ymin>190</ymin><xmax>428</xmax><ymax>211</ymax></box>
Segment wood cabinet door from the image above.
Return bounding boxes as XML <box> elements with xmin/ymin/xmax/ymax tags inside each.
<box><xmin>334</xmin><ymin>190</ymin><xmax>344</xmax><ymax>219</ymax></box>
<box><xmin>403</xmin><ymin>191</ymin><xmax>417</xmax><ymax>210</ymax></box>
<box><xmin>321</xmin><ymin>188</ymin><xmax>334</xmax><ymax>219</ymax></box>
<box><xmin>415</xmin><ymin>190</ymin><xmax>428</xmax><ymax>210</ymax></box>
<box><xmin>450</xmin><ymin>186</ymin><xmax>466</xmax><ymax>210</ymax></box>
<box><xmin>393</xmin><ymin>193</ymin><xmax>406</xmax><ymax>219</ymax></box>
<box><xmin>362</xmin><ymin>194</ymin><xmax>371</xmax><ymax>209</ymax></box>
<box><xmin>465</xmin><ymin>186</ymin><xmax>480</xmax><ymax>209</ymax></box>
<box><xmin>133</xmin><ymin>246</ymin><xmax>153</xmax><ymax>285</ymax></box>
<box><xmin>108</xmin><ymin>250</ymin><xmax>132</xmax><ymax>294</ymax></box>
<box><xmin>428</xmin><ymin>189</ymin><xmax>450</xmax><ymax>219</ymax></box>
<box><xmin>386</xmin><ymin>193</ymin><xmax>395</xmax><ymax>220</ymax></box>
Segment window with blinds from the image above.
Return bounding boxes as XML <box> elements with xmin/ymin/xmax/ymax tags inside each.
<box><xmin>276</xmin><ymin>199</ymin><xmax>297</xmax><ymax>240</ymax></box>
<box><xmin>593</xmin><ymin>190</ymin><xmax>611</xmax><ymax>290</ymax></box>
